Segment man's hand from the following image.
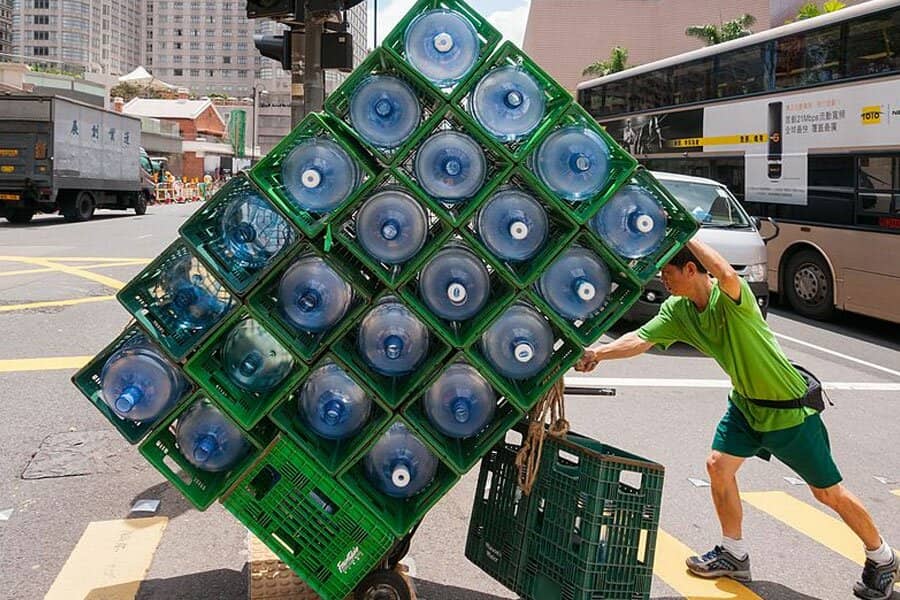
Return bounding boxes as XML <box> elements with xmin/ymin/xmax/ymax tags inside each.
<box><xmin>575</xmin><ymin>350</ymin><xmax>600</xmax><ymax>372</ymax></box>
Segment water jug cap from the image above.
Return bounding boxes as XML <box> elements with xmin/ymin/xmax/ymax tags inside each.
<box><xmin>239</xmin><ymin>351</ymin><xmax>264</xmax><ymax>378</ymax></box>
<box><xmin>635</xmin><ymin>214</ymin><xmax>655</xmax><ymax>233</ymax></box>
<box><xmin>392</xmin><ymin>463</ymin><xmax>412</xmax><ymax>488</ymax></box>
<box><xmin>509</xmin><ymin>220</ymin><xmax>529</xmax><ymax>240</ymax></box>
<box><xmin>433</xmin><ymin>32</ymin><xmax>454</xmax><ymax>53</ymax></box>
<box><xmin>381</xmin><ymin>218</ymin><xmax>400</xmax><ymax>241</ymax></box>
<box><xmin>514</xmin><ymin>342</ymin><xmax>535</xmax><ymax>363</ymax></box>
<box><xmin>571</xmin><ymin>153</ymin><xmax>591</xmax><ymax>173</ymax></box>
<box><xmin>447</xmin><ymin>282</ymin><xmax>468</xmax><ymax>305</ymax></box>
<box><xmin>231</xmin><ymin>221</ymin><xmax>257</xmax><ymax>244</ymax></box>
<box><xmin>115</xmin><ymin>385</ymin><xmax>143</xmax><ymax>414</ymax></box>
<box><xmin>374</xmin><ymin>98</ymin><xmax>393</xmax><ymax>118</ymax></box>
<box><xmin>451</xmin><ymin>396</ymin><xmax>472</xmax><ymax>424</ymax></box>
<box><xmin>504</xmin><ymin>90</ymin><xmax>524</xmax><ymax>109</ymax></box>
<box><xmin>297</xmin><ymin>289</ymin><xmax>321</xmax><ymax>313</ymax></box>
<box><xmin>576</xmin><ymin>279</ymin><xmax>597</xmax><ymax>301</ymax></box>
<box><xmin>443</xmin><ymin>157</ymin><xmax>462</xmax><ymax>177</ymax></box>
<box><xmin>322</xmin><ymin>394</ymin><xmax>346</xmax><ymax>426</ymax></box>
<box><xmin>384</xmin><ymin>335</ymin><xmax>404</xmax><ymax>360</ymax></box>
<box><xmin>193</xmin><ymin>434</ymin><xmax>218</xmax><ymax>463</ymax></box>
<box><xmin>301</xmin><ymin>168</ymin><xmax>322</xmax><ymax>189</ymax></box>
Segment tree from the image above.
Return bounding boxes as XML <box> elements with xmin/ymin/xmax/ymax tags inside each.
<box><xmin>583</xmin><ymin>46</ymin><xmax>631</xmax><ymax>77</ymax></box>
<box><xmin>685</xmin><ymin>13</ymin><xmax>756</xmax><ymax>46</ymax></box>
<box><xmin>109</xmin><ymin>81</ymin><xmax>179</xmax><ymax>103</ymax></box>
<box><xmin>792</xmin><ymin>1</ymin><xmax>846</xmax><ymax>21</ymax></box>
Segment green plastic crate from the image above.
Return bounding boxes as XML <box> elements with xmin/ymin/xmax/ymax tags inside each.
<box><xmin>116</xmin><ymin>239</ymin><xmax>238</xmax><ymax>362</ymax></box>
<box><xmin>246</xmin><ymin>240</ymin><xmax>379</xmax><ymax>364</ymax></box>
<box><xmin>222</xmin><ymin>436</ymin><xmax>396</xmax><ymax>600</ymax></box>
<box><xmin>339</xmin><ymin>415</ymin><xmax>460</xmax><ymax>536</ymax></box>
<box><xmin>459</xmin><ymin>41</ymin><xmax>573</xmax><ymax>162</ymax></box>
<box><xmin>183</xmin><ymin>308</ymin><xmax>308</xmax><ymax>430</ymax></box>
<box><xmin>464</xmin><ymin>425</ymin><xmax>530</xmax><ymax>592</ymax></box>
<box><xmin>527</xmin><ymin>234</ymin><xmax>643</xmax><ymax>346</ymax></box>
<box><xmin>269</xmin><ymin>354</ymin><xmax>392</xmax><ymax>475</ymax></box>
<box><xmin>381</xmin><ymin>0</ymin><xmax>502</xmax><ymax>102</ymax></box>
<box><xmin>333</xmin><ymin>169</ymin><xmax>453</xmax><ymax>290</ymax></box>
<box><xmin>518</xmin><ymin>431</ymin><xmax>665</xmax><ymax>600</ymax></box>
<box><xmin>585</xmin><ymin>168</ymin><xmax>701</xmax><ymax>285</ymax></box>
<box><xmin>461</xmin><ymin>167</ymin><xmax>579</xmax><ymax>289</ymax></box>
<box><xmin>324</xmin><ymin>47</ymin><xmax>447</xmax><ymax>168</ymax></box>
<box><xmin>178</xmin><ymin>174</ymin><xmax>300</xmax><ymax>297</ymax></box>
<box><xmin>332</xmin><ymin>292</ymin><xmax>452</xmax><ymax>409</ymax></box>
<box><xmin>395</xmin><ymin>105</ymin><xmax>513</xmax><ymax>228</ymax></box>
<box><xmin>465</xmin><ymin>297</ymin><xmax>583</xmax><ymax>412</ymax></box>
<box><xmin>401</xmin><ymin>354</ymin><xmax>524</xmax><ymax>474</ymax></box>
<box><xmin>248</xmin><ymin>112</ymin><xmax>380</xmax><ymax>238</ymax></box>
<box><xmin>71</xmin><ymin>323</ymin><xmax>194</xmax><ymax>444</ymax></box>
<box><xmin>398</xmin><ymin>237</ymin><xmax>516</xmax><ymax>347</ymax></box>
<box><xmin>139</xmin><ymin>393</ymin><xmax>274</xmax><ymax>510</ymax></box>
<box><xmin>524</xmin><ymin>103</ymin><xmax>639</xmax><ymax>225</ymax></box>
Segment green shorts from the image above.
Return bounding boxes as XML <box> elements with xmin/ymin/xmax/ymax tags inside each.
<box><xmin>712</xmin><ymin>402</ymin><xmax>843</xmax><ymax>489</ymax></box>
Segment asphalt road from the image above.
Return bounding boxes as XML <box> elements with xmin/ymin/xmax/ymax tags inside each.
<box><xmin>0</xmin><ymin>204</ymin><xmax>897</xmax><ymax>600</ymax></box>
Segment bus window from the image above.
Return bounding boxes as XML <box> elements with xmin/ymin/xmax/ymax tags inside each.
<box><xmin>804</xmin><ymin>25</ymin><xmax>843</xmax><ymax>83</ymax></box>
<box><xmin>858</xmin><ymin>156</ymin><xmax>894</xmax><ymax>191</ymax></box>
<box><xmin>846</xmin><ymin>10</ymin><xmax>900</xmax><ymax>77</ymax></box>
<box><xmin>604</xmin><ymin>80</ymin><xmax>629</xmax><ymax>115</ymax></box>
<box><xmin>715</xmin><ymin>43</ymin><xmax>767</xmax><ymax>98</ymax></box>
<box><xmin>672</xmin><ymin>58</ymin><xmax>712</xmax><ymax>105</ymax></box>
<box><xmin>775</xmin><ymin>34</ymin><xmax>806</xmax><ymax>88</ymax></box>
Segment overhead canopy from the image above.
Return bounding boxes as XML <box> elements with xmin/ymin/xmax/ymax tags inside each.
<box><xmin>119</xmin><ymin>67</ymin><xmax>176</xmax><ymax>91</ymax></box>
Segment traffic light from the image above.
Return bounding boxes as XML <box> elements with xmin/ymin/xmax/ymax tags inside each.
<box><xmin>254</xmin><ymin>34</ymin><xmax>293</xmax><ymax>71</ymax></box>
<box><xmin>307</xmin><ymin>0</ymin><xmax>365</xmax><ymax>9</ymax></box>
<box><xmin>246</xmin><ymin>0</ymin><xmax>296</xmax><ymax>19</ymax></box>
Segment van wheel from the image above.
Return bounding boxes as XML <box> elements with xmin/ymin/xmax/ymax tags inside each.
<box><xmin>784</xmin><ymin>249</ymin><xmax>835</xmax><ymax>321</ymax></box>
<box><xmin>5</xmin><ymin>209</ymin><xmax>35</xmax><ymax>224</ymax></box>
<box><xmin>134</xmin><ymin>192</ymin><xmax>148</xmax><ymax>216</ymax></box>
<box><xmin>63</xmin><ymin>192</ymin><xmax>95</xmax><ymax>222</ymax></box>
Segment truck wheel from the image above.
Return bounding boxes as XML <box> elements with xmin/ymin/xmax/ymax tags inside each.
<box><xmin>134</xmin><ymin>192</ymin><xmax>148</xmax><ymax>216</ymax></box>
<box><xmin>353</xmin><ymin>569</ymin><xmax>415</xmax><ymax>600</ymax></box>
<box><xmin>784</xmin><ymin>249</ymin><xmax>835</xmax><ymax>321</ymax></box>
<box><xmin>5</xmin><ymin>209</ymin><xmax>35</xmax><ymax>224</ymax></box>
<box><xmin>67</xmin><ymin>192</ymin><xmax>95</xmax><ymax>222</ymax></box>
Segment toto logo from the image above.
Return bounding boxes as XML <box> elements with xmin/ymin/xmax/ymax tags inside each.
<box><xmin>861</xmin><ymin>106</ymin><xmax>883</xmax><ymax>124</ymax></box>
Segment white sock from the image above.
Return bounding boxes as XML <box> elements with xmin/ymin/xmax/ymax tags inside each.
<box><xmin>865</xmin><ymin>539</ymin><xmax>894</xmax><ymax>565</ymax></box>
<box><xmin>721</xmin><ymin>536</ymin><xmax>748</xmax><ymax>559</ymax></box>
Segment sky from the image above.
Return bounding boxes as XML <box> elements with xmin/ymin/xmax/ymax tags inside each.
<box><xmin>366</xmin><ymin>0</ymin><xmax>532</xmax><ymax>49</ymax></box>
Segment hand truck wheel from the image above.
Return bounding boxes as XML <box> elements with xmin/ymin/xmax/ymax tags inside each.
<box><xmin>353</xmin><ymin>567</ymin><xmax>415</xmax><ymax>600</ymax></box>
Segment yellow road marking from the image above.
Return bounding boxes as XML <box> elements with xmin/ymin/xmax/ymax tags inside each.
<box><xmin>742</xmin><ymin>491</ymin><xmax>898</xmax><ymax>567</ymax></box>
<box><xmin>653</xmin><ymin>530</ymin><xmax>763</xmax><ymax>599</ymax></box>
<box><xmin>0</xmin><ymin>295</ymin><xmax>116</xmax><ymax>313</ymax></box>
<box><xmin>44</xmin><ymin>517</ymin><xmax>168</xmax><ymax>600</ymax></box>
<box><xmin>0</xmin><ymin>256</ymin><xmax>125</xmax><ymax>290</ymax></box>
<box><xmin>0</xmin><ymin>355</ymin><xmax>91</xmax><ymax>373</ymax></box>
<box><xmin>0</xmin><ymin>260</ymin><xmax>149</xmax><ymax>278</ymax></box>
<box><xmin>892</xmin><ymin>490</ymin><xmax>899</xmax><ymax>498</ymax></box>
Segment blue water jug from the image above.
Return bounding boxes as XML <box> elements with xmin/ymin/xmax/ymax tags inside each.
<box><xmin>219</xmin><ymin>190</ymin><xmax>294</xmax><ymax>269</ymax></box>
<box><xmin>281</xmin><ymin>138</ymin><xmax>359</xmax><ymax>213</ymax></box>
<box><xmin>418</xmin><ymin>245</ymin><xmax>489</xmax><ymax>321</ymax></box>
<box><xmin>480</xmin><ymin>303</ymin><xmax>553</xmax><ymax>380</ymax></box>
<box><xmin>471</xmin><ymin>66</ymin><xmax>546</xmax><ymax>142</ymax></box>
<box><xmin>357</xmin><ymin>298</ymin><xmax>429</xmax><ymax>376</ymax></box>
<box><xmin>161</xmin><ymin>254</ymin><xmax>232</xmax><ymax>330</ymax></box>
<box><xmin>475</xmin><ymin>189</ymin><xmax>548</xmax><ymax>262</ymax></box>
<box><xmin>537</xmin><ymin>246</ymin><xmax>611</xmax><ymax>321</ymax></box>
<box><xmin>363</xmin><ymin>421</ymin><xmax>439</xmax><ymax>499</ymax></box>
<box><xmin>100</xmin><ymin>334</ymin><xmax>188</xmax><ymax>422</ymax></box>
<box><xmin>423</xmin><ymin>363</ymin><xmax>495</xmax><ymax>439</ymax></box>
<box><xmin>350</xmin><ymin>75</ymin><xmax>422</xmax><ymax>150</ymax></box>
<box><xmin>590</xmin><ymin>184</ymin><xmax>668</xmax><ymax>259</ymax></box>
<box><xmin>175</xmin><ymin>402</ymin><xmax>250</xmax><ymax>472</ymax></box>
<box><xmin>414</xmin><ymin>131</ymin><xmax>486</xmax><ymax>203</ymax></box>
<box><xmin>299</xmin><ymin>361</ymin><xmax>373</xmax><ymax>441</ymax></box>
<box><xmin>355</xmin><ymin>189</ymin><xmax>428</xmax><ymax>265</ymax></box>
<box><xmin>277</xmin><ymin>255</ymin><xmax>352</xmax><ymax>333</ymax></box>
<box><xmin>404</xmin><ymin>9</ymin><xmax>479</xmax><ymax>88</ymax></box>
<box><xmin>222</xmin><ymin>319</ymin><xmax>295</xmax><ymax>393</ymax></box>
<box><xmin>532</xmin><ymin>126</ymin><xmax>612</xmax><ymax>201</ymax></box>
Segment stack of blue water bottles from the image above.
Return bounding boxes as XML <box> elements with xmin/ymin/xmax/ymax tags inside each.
<box><xmin>72</xmin><ymin>1</ymin><xmax>698</xmax><ymax>598</ymax></box>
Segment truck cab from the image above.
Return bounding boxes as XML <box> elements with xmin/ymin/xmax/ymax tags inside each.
<box><xmin>626</xmin><ymin>171</ymin><xmax>770</xmax><ymax>321</ymax></box>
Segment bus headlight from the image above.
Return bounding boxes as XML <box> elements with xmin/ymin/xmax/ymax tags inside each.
<box><xmin>744</xmin><ymin>263</ymin><xmax>767</xmax><ymax>283</ymax></box>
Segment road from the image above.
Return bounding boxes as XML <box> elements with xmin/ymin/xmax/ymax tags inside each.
<box><xmin>0</xmin><ymin>204</ymin><xmax>898</xmax><ymax>600</ymax></box>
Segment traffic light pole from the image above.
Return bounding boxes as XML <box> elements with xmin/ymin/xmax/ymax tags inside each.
<box><xmin>290</xmin><ymin>25</ymin><xmax>306</xmax><ymax>128</ymax></box>
<box><xmin>289</xmin><ymin>9</ymin><xmax>328</xmax><ymax>128</ymax></box>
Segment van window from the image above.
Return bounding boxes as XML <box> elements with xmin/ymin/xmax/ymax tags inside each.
<box><xmin>660</xmin><ymin>180</ymin><xmax>751</xmax><ymax>228</ymax></box>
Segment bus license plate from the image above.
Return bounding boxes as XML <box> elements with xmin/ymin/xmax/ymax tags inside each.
<box><xmin>0</xmin><ymin>193</ymin><xmax>20</xmax><ymax>201</ymax></box>
<box><xmin>0</xmin><ymin>166</ymin><xmax>15</xmax><ymax>173</ymax></box>
<box><xmin>0</xmin><ymin>149</ymin><xmax>18</xmax><ymax>158</ymax></box>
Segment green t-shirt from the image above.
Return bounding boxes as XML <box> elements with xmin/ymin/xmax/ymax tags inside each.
<box><xmin>637</xmin><ymin>278</ymin><xmax>812</xmax><ymax>432</ymax></box>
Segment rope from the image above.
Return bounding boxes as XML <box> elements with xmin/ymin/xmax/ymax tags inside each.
<box><xmin>515</xmin><ymin>378</ymin><xmax>569</xmax><ymax>496</ymax></box>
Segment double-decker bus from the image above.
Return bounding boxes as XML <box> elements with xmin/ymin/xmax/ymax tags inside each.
<box><xmin>578</xmin><ymin>0</ymin><xmax>900</xmax><ymax>323</ymax></box>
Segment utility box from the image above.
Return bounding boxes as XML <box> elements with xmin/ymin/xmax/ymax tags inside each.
<box><xmin>322</xmin><ymin>32</ymin><xmax>354</xmax><ymax>71</ymax></box>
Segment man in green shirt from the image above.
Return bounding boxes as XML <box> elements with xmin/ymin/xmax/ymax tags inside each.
<box><xmin>576</xmin><ymin>238</ymin><xmax>897</xmax><ymax>599</ymax></box>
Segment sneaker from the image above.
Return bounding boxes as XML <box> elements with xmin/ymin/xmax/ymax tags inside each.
<box><xmin>685</xmin><ymin>545</ymin><xmax>752</xmax><ymax>582</ymax></box>
<box><xmin>853</xmin><ymin>550</ymin><xmax>899</xmax><ymax>600</ymax></box>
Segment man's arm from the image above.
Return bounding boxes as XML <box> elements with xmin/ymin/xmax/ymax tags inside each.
<box><xmin>575</xmin><ymin>331</ymin><xmax>654</xmax><ymax>372</ymax></box>
<box><xmin>686</xmin><ymin>238</ymin><xmax>741</xmax><ymax>301</ymax></box>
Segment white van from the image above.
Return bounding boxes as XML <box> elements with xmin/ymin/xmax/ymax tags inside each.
<box><xmin>624</xmin><ymin>171</ymin><xmax>769</xmax><ymax>321</ymax></box>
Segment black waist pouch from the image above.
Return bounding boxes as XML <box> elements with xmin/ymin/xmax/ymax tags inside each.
<box><xmin>746</xmin><ymin>363</ymin><xmax>832</xmax><ymax>413</ymax></box>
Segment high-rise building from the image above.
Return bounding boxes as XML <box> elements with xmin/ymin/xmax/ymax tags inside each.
<box><xmin>523</xmin><ymin>0</ymin><xmax>866</xmax><ymax>92</ymax></box>
<box><xmin>10</xmin><ymin>0</ymin><xmax>141</xmax><ymax>76</ymax></box>
<box><xmin>0</xmin><ymin>1</ymin><xmax>12</xmax><ymax>60</ymax></box>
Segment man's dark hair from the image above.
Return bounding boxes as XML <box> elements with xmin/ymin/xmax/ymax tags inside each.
<box><xmin>667</xmin><ymin>247</ymin><xmax>708</xmax><ymax>274</ymax></box>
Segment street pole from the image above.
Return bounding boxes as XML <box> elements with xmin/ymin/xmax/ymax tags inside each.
<box><xmin>302</xmin><ymin>10</ymin><xmax>327</xmax><ymax>118</ymax></box>
<box><xmin>290</xmin><ymin>24</ymin><xmax>305</xmax><ymax>128</ymax></box>
<box><xmin>251</xmin><ymin>85</ymin><xmax>257</xmax><ymax>163</ymax></box>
